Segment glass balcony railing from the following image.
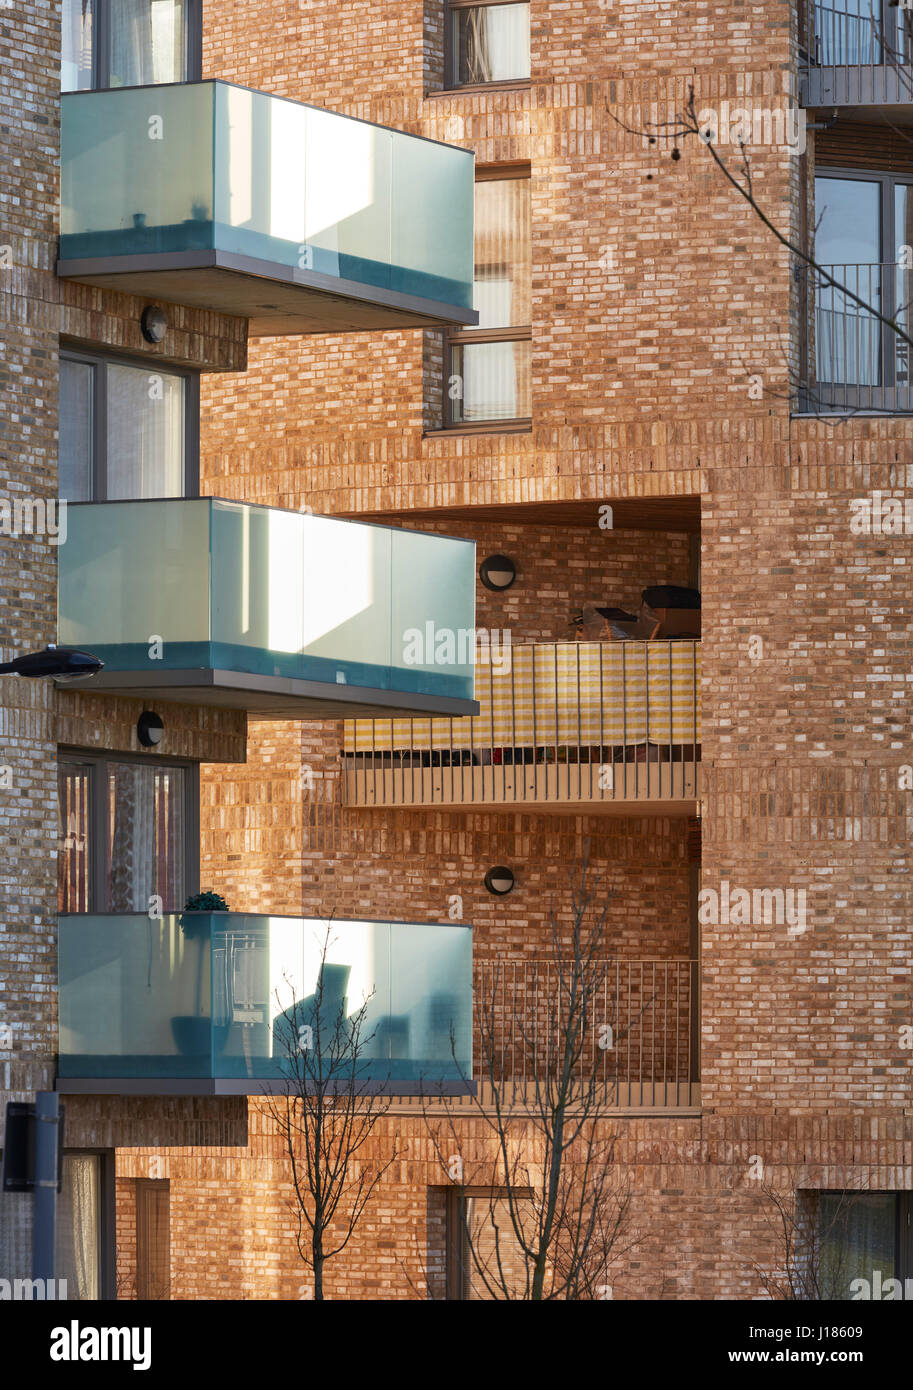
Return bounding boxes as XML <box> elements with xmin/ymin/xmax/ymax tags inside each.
<box><xmin>58</xmin><ymin>82</ymin><xmax>477</xmax><ymax>333</ymax></box>
<box><xmin>57</xmin><ymin>913</ymin><xmax>473</xmax><ymax>1094</ymax></box>
<box><xmin>57</xmin><ymin>499</ymin><xmax>477</xmax><ymax>716</ymax></box>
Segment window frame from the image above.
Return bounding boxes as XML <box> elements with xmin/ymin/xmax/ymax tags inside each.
<box><xmin>64</xmin><ymin>1148</ymin><xmax>117</xmax><ymax>1300</ymax></box>
<box><xmin>63</xmin><ymin>0</ymin><xmax>203</xmax><ymax>91</ymax></box>
<box><xmin>59</xmin><ymin>345</ymin><xmax>200</xmax><ymax>502</ymax></box>
<box><xmin>812</xmin><ymin>1189</ymin><xmax>913</xmax><ymax>1297</ymax></box>
<box><xmin>135</xmin><ymin>1178</ymin><xmax>171</xmax><ymax>1300</ymax></box>
<box><xmin>57</xmin><ymin>747</ymin><xmax>200</xmax><ymax>914</ymax></box>
<box><xmin>443</xmin><ymin>0</ymin><xmax>531</xmax><ymax>93</ymax></box>
<box><xmin>443</xmin><ymin>162</ymin><xmax>532</xmax><ymax>433</ymax></box>
<box><xmin>815</xmin><ymin>166</ymin><xmax>913</xmax><ymax>394</ymax></box>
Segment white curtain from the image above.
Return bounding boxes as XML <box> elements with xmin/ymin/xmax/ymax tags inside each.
<box><xmin>106</xmin><ymin>362</ymin><xmax>184</xmax><ymax>499</ymax></box>
<box><xmin>0</xmin><ymin>1154</ymin><xmax>100</xmax><ymax>1300</ymax></box>
<box><xmin>457</xmin><ymin>4</ymin><xmax>530</xmax><ymax>85</ymax></box>
<box><xmin>109</xmin><ymin>0</ymin><xmax>185</xmax><ymax>88</ymax></box>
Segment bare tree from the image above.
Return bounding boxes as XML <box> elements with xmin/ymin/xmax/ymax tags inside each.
<box><xmin>421</xmin><ymin>854</ymin><xmax>655</xmax><ymax>1300</ymax></box>
<box><xmin>263</xmin><ymin>928</ymin><xmax>397</xmax><ymax>1300</ymax></box>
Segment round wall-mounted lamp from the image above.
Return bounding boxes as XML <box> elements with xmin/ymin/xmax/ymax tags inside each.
<box><xmin>137</xmin><ymin>711</ymin><xmax>164</xmax><ymax>748</ymax></box>
<box><xmin>483</xmin><ymin>865</ymin><xmax>515</xmax><ymax>896</ymax></box>
<box><xmin>140</xmin><ymin>305</ymin><xmax>168</xmax><ymax>344</ymax></box>
<box><xmin>479</xmin><ymin>554</ymin><xmax>517</xmax><ymax>592</ymax></box>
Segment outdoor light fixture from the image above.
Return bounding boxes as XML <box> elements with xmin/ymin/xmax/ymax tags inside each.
<box><xmin>0</xmin><ymin>644</ymin><xmax>103</xmax><ymax>680</ymax></box>
<box><xmin>137</xmin><ymin>711</ymin><xmax>165</xmax><ymax>748</ymax></box>
<box><xmin>479</xmin><ymin>554</ymin><xmax>517</xmax><ymax>592</ymax></box>
<box><xmin>483</xmin><ymin>866</ymin><xmax>515</xmax><ymax>896</ymax></box>
<box><xmin>140</xmin><ymin>305</ymin><xmax>168</xmax><ymax>343</ymax></box>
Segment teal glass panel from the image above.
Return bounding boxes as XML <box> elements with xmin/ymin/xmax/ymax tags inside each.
<box><xmin>209</xmin><ymin>502</ymin><xmax>393</xmax><ymax>685</ymax></box>
<box><xmin>392</xmin><ymin>131</ymin><xmax>475</xmax><ymax>308</ymax></box>
<box><xmin>60</xmin><ymin>83</ymin><xmax>216</xmax><ymax>259</ymax></box>
<box><xmin>58</xmin><ymin>914</ymin><xmax>473</xmax><ymax>1088</ymax></box>
<box><xmin>58</xmin><ymin>914</ymin><xmax>213</xmax><ymax>1079</ymax></box>
<box><xmin>60</xmin><ymin>83</ymin><xmax>474</xmax><ymax>314</ymax></box>
<box><xmin>59</xmin><ymin>500</ymin><xmax>475</xmax><ymax>698</ymax></box>
<box><xmin>57</xmin><ymin>499</ymin><xmax>211</xmax><ymax>665</ymax></box>
<box><xmin>391</xmin><ymin>526</ymin><xmax>476</xmax><ymax>698</ymax></box>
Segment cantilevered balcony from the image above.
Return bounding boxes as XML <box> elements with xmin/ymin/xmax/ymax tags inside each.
<box><xmin>796</xmin><ymin>261</ymin><xmax>913</xmax><ymax>414</ymax></box>
<box><xmin>58</xmin><ymin>81</ymin><xmax>476</xmax><ymax>334</ymax></box>
<box><xmin>343</xmin><ymin>639</ymin><xmax>701</xmax><ymax>813</ymax></box>
<box><xmin>57</xmin><ymin>499</ymin><xmax>478</xmax><ymax>717</ymax></box>
<box><xmin>57</xmin><ymin>913</ymin><xmax>473</xmax><ymax>1096</ymax></box>
<box><xmin>801</xmin><ymin>2</ymin><xmax>913</xmax><ymax>110</ymax></box>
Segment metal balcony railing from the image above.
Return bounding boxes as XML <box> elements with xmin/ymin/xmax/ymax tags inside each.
<box><xmin>343</xmin><ymin>639</ymin><xmax>701</xmax><ymax>810</ymax></box>
<box><xmin>802</xmin><ymin>3</ymin><xmax>913</xmax><ymax>105</ymax></box>
<box><xmin>796</xmin><ymin>262</ymin><xmax>913</xmax><ymax>414</ymax></box>
<box><xmin>811</xmin><ymin>0</ymin><xmax>909</xmax><ymax>67</ymax></box>
<box><xmin>467</xmin><ymin>957</ymin><xmax>699</xmax><ymax>1110</ymax></box>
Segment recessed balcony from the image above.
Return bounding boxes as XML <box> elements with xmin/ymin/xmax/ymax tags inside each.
<box><xmin>57</xmin><ymin>913</ymin><xmax>473</xmax><ymax>1096</ymax></box>
<box><xmin>58</xmin><ymin>81</ymin><xmax>477</xmax><ymax>335</ymax></box>
<box><xmin>57</xmin><ymin>499</ymin><xmax>478</xmax><ymax>718</ymax></box>
<box><xmin>801</xmin><ymin>2</ymin><xmax>913</xmax><ymax>111</ymax></box>
<box><xmin>343</xmin><ymin>639</ymin><xmax>701</xmax><ymax>813</ymax></box>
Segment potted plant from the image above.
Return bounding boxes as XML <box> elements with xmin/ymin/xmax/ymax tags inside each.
<box><xmin>171</xmin><ymin>891</ymin><xmax>231</xmax><ymax>1062</ymax></box>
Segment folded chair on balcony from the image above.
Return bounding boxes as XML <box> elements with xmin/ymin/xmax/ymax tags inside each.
<box><xmin>641</xmin><ymin>585</ymin><xmax>701</xmax><ymax>640</ymax></box>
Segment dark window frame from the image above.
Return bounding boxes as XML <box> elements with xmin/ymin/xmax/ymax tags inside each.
<box><xmin>57</xmin><ymin>747</ymin><xmax>200</xmax><ymax>913</ymax></box>
<box><xmin>443</xmin><ymin>0</ymin><xmax>531</xmax><ymax>93</ymax></box>
<box><xmin>59</xmin><ymin>345</ymin><xmax>200</xmax><ymax>501</ymax></box>
<box><xmin>443</xmin><ymin>162</ymin><xmax>532</xmax><ymax>432</ymax></box>
<box><xmin>812</xmin><ymin>1189</ymin><xmax>913</xmax><ymax>1295</ymax></box>
<box><xmin>64</xmin><ymin>0</ymin><xmax>202</xmax><ymax>91</ymax></box>
<box><xmin>815</xmin><ymin>166</ymin><xmax>913</xmax><ymax>394</ymax></box>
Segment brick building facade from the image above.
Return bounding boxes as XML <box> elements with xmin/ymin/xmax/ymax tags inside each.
<box><xmin>1</xmin><ymin>0</ymin><xmax>910</xmax><ymax>1300</ymax></box>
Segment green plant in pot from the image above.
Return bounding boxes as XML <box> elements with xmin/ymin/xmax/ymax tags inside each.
<box><xmin>171</xmin><ymin>891</ymin><xmax>231</xmax><ymax>1064</ymax></box>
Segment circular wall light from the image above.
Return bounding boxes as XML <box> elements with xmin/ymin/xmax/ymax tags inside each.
<box><xmin>137</xmin><ymin>711</ymin><xmax>164</xmax><ymax>748</ymax></box>
<box><xmin>140</xmin><ymin>305</ymin><xmax>168</xmax><ymax>344</ymax></box>
<box><xmin>483</xmin><ymin>865</ymin><xmax>515</xmax><ymax>896</ymax></box>
<box><xmin>479</xmin><ymin>554</ymin><xmax>517</xmax><ymax>592</ymax></box>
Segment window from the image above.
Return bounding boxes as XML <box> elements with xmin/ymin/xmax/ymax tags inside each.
<box><xmin>445</xmin><ymin>1188</ymin><xmax>533</xmax><ymax>1299</ymax></box>
<box><xmin>445</xmin><ymin>166</ymin><xmax>531</xmax><ymax>428</ymax></box>
<box><xmin>814</xmin><ymin>170</ymin><xmax>913</xmax><ymax>394</ymax></box>
<box><xmin>136</xmin><ymin>1180</ymin><xmax>171</xmax><ymax>1299</ymax></box>
<box><xmin>815</xmin><ymin>1192</ymin><xmax>912</xmax><ymax>1299</ymax></box>
<box><xmin>59</xmin><ymin>350</ymin><xmax>198</xmax><ymax>502</ymax></box>
<box><xmin>61</xmin><ymin>0</ymin><xmax>202</xmax><ymax>92</ymax></box>
<box><xmin>0</xmin><ymin>1151</ymin><xmax>113</xmax><ymax>1299</ymax></box>
<box><xmin>445</xmin><ymin>2</ymin><xmax>530</xmax><ymax>88</ymax></box>
<box><xmin>812</xmin><ymin>1</ymin><xmax>911</xmax><ymax>67</ymax></box>
<box><xmin>58</xmin><ymin>752</ymin><xmax>197</xmax><ymax>913</ymax></box>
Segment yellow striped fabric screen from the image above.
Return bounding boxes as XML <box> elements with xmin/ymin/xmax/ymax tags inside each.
<box><xmin>344</xmin><ymin>640</ymin><xmax>701</xmax><ymax>752</ymax></box>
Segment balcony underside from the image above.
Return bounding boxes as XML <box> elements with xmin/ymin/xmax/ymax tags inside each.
<box><xmin>344</xmin><ymin>764</ymin><xmax>700</xmax><ymax>814</ymax></box>
<box><xmin>55</xmin><ymin>1076</ymin><xmax>477</xmax><ymax>1097</ymax></box>
<box><xmin>55</xmin><ymin>249</ymin><xmax>477</xmax><ymax>336</ymax></box>
<box><xmin>801</xmin><ymin>67</ymin><xmax>913</xmax><ymax>114</ymax></box>
<box><xmin>66</xmin><ymin>667</ymin><xmax>479</xmax><ymax>720</ymax></box>
<box><xmin>55</xmin><ymin>1077</ymin><xmax>699</xmax><ymax>1108</ymax></box>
